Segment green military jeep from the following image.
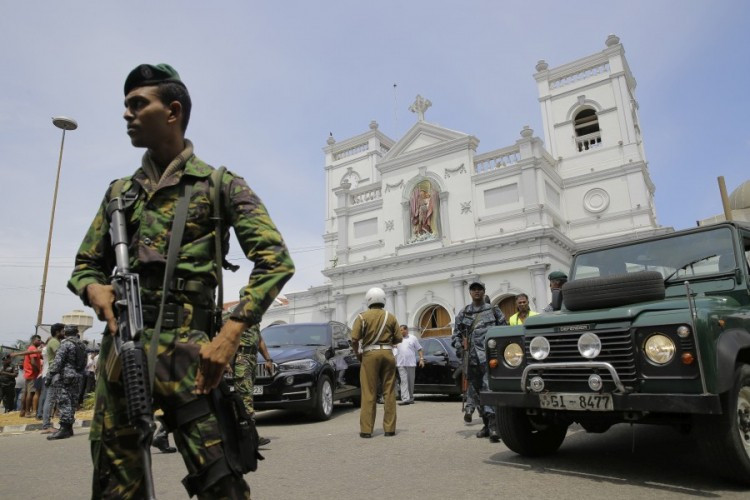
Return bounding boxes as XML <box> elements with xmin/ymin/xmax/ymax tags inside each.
<box><xmin>482</xmin><ymin>222</ymin><xmax>750</xmax><ymax>484</ymax></box>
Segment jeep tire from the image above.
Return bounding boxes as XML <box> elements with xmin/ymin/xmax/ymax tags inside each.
<box><xmin>311</xmin><ymin>374</ymin><xmax>334</xmax><ymax>421</ymax></box>
<box><xmin>694</xmin><ymin>364</ymin><xmax>750</xmax><ymax>485</ymax></box>
<box><xmin>496</xmin><ymin>407</ymin><xmax>568</xmax><ymax>457</ymax></box>
<box><xmin>563</xmin><ymin>271</ymin><xmax>665</xmax><ymax>311</ymax></box>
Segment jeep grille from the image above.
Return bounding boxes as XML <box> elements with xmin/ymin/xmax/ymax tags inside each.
<box><xmin>525</xmin><ymin>327</ymin><xmax>636</xmax><ymax>388</ymax></box>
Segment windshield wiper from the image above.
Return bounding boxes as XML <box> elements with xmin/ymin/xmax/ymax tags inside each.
<box><xmin>663</xmin><ymin>254</ymin><xmax>717</xmax><ymax>283</ymax></box>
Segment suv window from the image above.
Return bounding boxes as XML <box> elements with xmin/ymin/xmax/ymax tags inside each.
<box><xmin>332</xmin><ymin>323</ymin><xmax>348</xmax><ymax>344</ymax></box>
<box><xmin>423</xmin><ymin>338</ymin><xmax>444</xmax><ymax>356</ymax></box>
<box><xmin>573</xmin><ymin>226</ymin><xmax>736</xmax><ymax>281</ymax></box>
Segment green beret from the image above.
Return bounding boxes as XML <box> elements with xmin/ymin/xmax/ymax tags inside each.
<box><xmin>124</xmin><ymin>63</ymin><xmax>186</xmax><ymax>95</ymax></box>
<box><xmin>548</xmin><ymin>271</ymin><xmax>568</xmax><ymax>281</ymax></box>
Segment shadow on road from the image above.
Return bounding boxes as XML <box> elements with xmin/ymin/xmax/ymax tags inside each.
<box><xmin>254</xmin><ymin>402</ymin><xmax>359</xmax><ymax>427</ymax></box>
<box><xmin>484</xmin><ymin>424</ymin><xmax>747</xmax><ymax>497</ymax></box>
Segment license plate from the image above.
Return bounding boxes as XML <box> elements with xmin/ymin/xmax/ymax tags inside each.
<box><xmin>253</xmin><ymin>386</ymin><xmax>263</xmax><ymax>396</ymax></box>
<box><xmin>539</xmin><ymin>393</ymin><xmax>612</xmax><ymax>411</ymax></box>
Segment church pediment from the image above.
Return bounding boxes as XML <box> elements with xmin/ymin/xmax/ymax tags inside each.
<box><xmin>383</xmin><ymin>121</ymin><xmax>469</xmax><ymax>161</ymax></box>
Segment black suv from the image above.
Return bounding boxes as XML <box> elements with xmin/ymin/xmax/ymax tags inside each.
<box><xmin>253</xmin><ymin>321</ymin><xmax>361</xmax><ymax>420</ymax></box>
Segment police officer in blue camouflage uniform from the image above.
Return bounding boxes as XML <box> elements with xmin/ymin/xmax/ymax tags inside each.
<box><xmin>46</xmin><ymin>325</ymin><xmax>86</xmax><ymax>440</ymax></box>
<box><xmin>451</xmin><ymin>281</ymin><xmax>506</xmax><ymax>442</ymax></box>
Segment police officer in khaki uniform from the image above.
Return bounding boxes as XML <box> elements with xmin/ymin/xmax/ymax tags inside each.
<box><xmin>352</xmin><ymin>287</ymin><xmax>402</xmax><ymax>438</ymax></box>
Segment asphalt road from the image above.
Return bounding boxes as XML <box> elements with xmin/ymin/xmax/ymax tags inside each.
<box><xmin>1</xmin><ymin>396</ymin><xmax>747</xmax><ymax>499</ymax></box>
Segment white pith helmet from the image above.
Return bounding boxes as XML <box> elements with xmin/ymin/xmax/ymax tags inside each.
<box><xmin>365</xmin><ymin>287</ymin><xmax>386</xmax><ymax>307</ymax></box>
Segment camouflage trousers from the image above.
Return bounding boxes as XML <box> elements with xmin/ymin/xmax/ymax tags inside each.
<box><xmin>463</xmin><ymin>381</ymin><xmax>480</xmax><ymax>414</ymax></box>
<box><xmin>52</xmin><ymin>378</ymin><xmax>81</xmax><ymax>425</ymax></box>
<box><xmin>467</xmin><ymin>363</ymin><xmax>494</xmax><ymax>417</ymax></box>
<box><xmin>90</xmin><ymin>327</ymin><xmax>251</xmax><ymax>500</ymax></box>
<box><xmin>233</xmin><ymin>352</ymin><xmax>257</xmax><ymax>415</ymax></box>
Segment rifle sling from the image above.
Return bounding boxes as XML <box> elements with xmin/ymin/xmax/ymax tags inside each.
<box><xmin>211</xmin><ymin>167</ymin><xmax>226</xmax><ymax>337</ymax></box>
<box><xmin>148</xmin><ymin>182</ymin><xmax>193</xmax><ymax>389</ymax></box>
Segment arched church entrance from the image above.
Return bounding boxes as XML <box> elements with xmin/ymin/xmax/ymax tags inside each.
<box><xmin>418</xmin><ymin>304</ymin><xmax>452</xmax><ymax>338</ymax></box>
<box><xmin>493</xmin><ymin>294</ymin><xmax>517</xmax><ymax>321</ymax></box>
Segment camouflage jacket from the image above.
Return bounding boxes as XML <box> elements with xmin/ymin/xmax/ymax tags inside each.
<box><xmin>451</xmin><ymin>303</ymin><xmax>506</xmax><ymax>364</ymax></box>
<box><xmin>49</xmin><ymin>336</ymin><xmax>85</xmax><ymax>382</ymax></box>
<box><xmin>67</xmin><ymin>152</ymin><xmax>295</xmax><ymax>325</ymax></box>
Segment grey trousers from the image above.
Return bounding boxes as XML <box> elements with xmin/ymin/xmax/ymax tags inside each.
<box><xmin>398</xmin><ymin>366</ymin><xmax>416</xmax><ymax>402</ymax></box>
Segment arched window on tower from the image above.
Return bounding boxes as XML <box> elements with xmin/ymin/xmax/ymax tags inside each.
<box><xmin>574</xmin><ymin>108</ymin><xmax>602</xmax><ymax>152</ymax></box>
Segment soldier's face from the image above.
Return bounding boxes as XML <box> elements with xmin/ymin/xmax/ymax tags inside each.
<box><xmin>123</xmin><ymin>86</ymin><xmax>175</xmax><ymax>148</ymax></box>
<box><xmin>469</xmin><ymin>287</ymin><xmax>485</xmax><ymax>301</ymax></box>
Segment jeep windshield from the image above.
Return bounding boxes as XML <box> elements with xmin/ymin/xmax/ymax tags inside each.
<box><xmin>262</xmin><ymin>324</ymin><xmax>330</xmax><ymax>347</ymax></box>
<box><xmin>571</xmin><ymin>226</ymin><xmax>737</xmax><ymax>284</ymax></box>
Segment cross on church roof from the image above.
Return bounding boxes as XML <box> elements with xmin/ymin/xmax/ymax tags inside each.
<box><xmin>409</xmin><ymin>94</ymin><xmax>432</xmax><ymax>122</ymax></box>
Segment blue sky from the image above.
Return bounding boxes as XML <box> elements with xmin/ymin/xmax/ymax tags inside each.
<box><xmin>1</xmin><ymin>1</ymin><xmax>748</xmax><ymax>345</ymax></box>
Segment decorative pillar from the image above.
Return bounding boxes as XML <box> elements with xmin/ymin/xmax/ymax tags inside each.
<box><xmin>528</xmin><ymin>264</ymin><xmax>548</xmax><ymax>312</ymax></box>
<box><xmin>394</xmin><ymin>285</ymin><xmax>408</xmax><ymax>325</ymax></box>
<box><xmin>450</xmin><ymin>276</ymin><xmax>467</xmax><ymax>313</ymax></box>
<box><xmin>334</xmin><ymin>183</ymin><xmax>351</xmax><ymax>265</ymax></box>
<box><xmin>334</xmin><ymin>293</ymin><xmax>348</xmax><ymax>324</ymax></box>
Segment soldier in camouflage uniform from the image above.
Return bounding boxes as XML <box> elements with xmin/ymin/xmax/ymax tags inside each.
<box><xmin>46</xmin><ymin>325</ymin><xmax>86</xmax><ymax>440</ymax></box>
<box><xmin>451</xmin><ymin>281</ymin><xmax>506</xmax><ymax>442</ymax></box>
<box><xmin>233</xmin><ymin>323</ymin><xmax>273</xmax><ymax>445</ymax></box>
<box><xmin>67</xmin><ymin>64</ymin><xmax>294</xmax><ymax>499</ymax></box>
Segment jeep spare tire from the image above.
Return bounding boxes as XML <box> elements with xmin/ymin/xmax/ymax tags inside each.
<box><xmin>563</xmin><ymin>271</ymin><xmax>665</xmax><ymax>311</ymax></box>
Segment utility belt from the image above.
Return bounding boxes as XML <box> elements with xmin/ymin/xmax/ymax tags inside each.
<box><xmin>237</xmin><ymin>345</ymin><xmax>258</xmax><ymax>355</ymax></box>
<box><xmin>140</xmin><ymin>274</ymin><xmax>209</xmax><ymax>295</ymax></box>
<box><xmin>141</xmin><ymin>303</ymin><xmax>213</xmax><ymax>332</ymax></box>
<box><xmin>363</xmin><ymin>344</ymin><xmax>393</xmax><ymax>353</ymax></box>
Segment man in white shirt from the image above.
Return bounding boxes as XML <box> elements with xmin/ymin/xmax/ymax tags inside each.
<box><xmin>393</xmin><ymin>325</ymin><xmax>424</xmax><ymax>405</ymax></box>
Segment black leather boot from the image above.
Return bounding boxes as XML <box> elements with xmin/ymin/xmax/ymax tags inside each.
<box><xmin>488</xmin><ymin>414</ymin><xmax>500</xmax><ymax>442</ymax></box>
<box><xmin>476</xmin><ymin>416</ymin><xmax>489</xmax><ymax>438</ymax></box>
<box><xmin>47</xmin><ymin>422</ymin><xmax>74</xmax><ymax>440</ymax></box>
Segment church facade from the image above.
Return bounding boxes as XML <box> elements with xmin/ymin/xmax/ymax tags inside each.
<box><xmin>261</xmin><ymin>34</ymin><xmax>669</xmax><ymax>335</ymax></box>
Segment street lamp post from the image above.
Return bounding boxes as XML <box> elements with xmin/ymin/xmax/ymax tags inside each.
<box><xmin>36</xmin><ymin>116</ymin><xmax>78</xmax><ymax>329</ymax></box>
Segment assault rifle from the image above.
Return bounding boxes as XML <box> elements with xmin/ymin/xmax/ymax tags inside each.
<box><xmin>107</xmin><ymin>194</ymin><xmax>156</xmax><ymax>500</ymax></box>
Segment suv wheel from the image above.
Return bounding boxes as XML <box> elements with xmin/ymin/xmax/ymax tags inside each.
<box><xmin>311</xmin><ymin>374</ymin><xmax>334</xmax><ymax>421</ymax></box>
<box><xmin>496</xmin><ymin>407</ymin><xmax>568</xmax><ymax>457</ymax></box>
<box><xmin>694</xmin><ymin>363</ymin><xmax>750</xmax><ymax>485</ymax></box>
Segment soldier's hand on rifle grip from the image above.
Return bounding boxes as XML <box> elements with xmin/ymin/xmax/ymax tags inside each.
<box><xmin>195</xmin><ymin>318</ymin><xmax>243</xmax><ymax>394</ymax></box>
<box><xmin>86</xmin><ymin>283</ymin><xmax>117</xmax><ymax>335</ymax></box>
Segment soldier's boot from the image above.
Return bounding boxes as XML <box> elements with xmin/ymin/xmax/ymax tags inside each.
<box><xmin>258</xmin><ymin>436</ymin><xmax>270</xmax><ymax>446</ymax></box>
<box><xmin>476</xmin><ymin>416</ymin><xmax>489</xmax><ymax>438</ymax></box>
<box><xmin>488</xmin><ymin>414</ymin><xmax>501</xmax><ymax>442</ymax></box>
<box><xmin>463</xmin><ymin>408</ymin><xmax>473</xmax><ymax>423</ymax></box>
<box><xmin>47</xmin><ymin>422</ymin><xmax>74</xmax><ymax>440</ymax></box>
<box><xmin>152</xmin><ymin>432</ymin><xmax>177</xmax><ymax>453</ymax></box>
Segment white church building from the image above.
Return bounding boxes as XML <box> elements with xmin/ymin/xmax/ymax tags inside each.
<box><xmin>260</xmin><ymin>34</ymin><xmax>670</xmax><ymax>335</ymax></box>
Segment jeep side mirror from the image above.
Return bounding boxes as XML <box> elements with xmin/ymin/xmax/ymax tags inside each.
<box><xmin>551</xmin><ymin>288</ymin><xmax>563</xmax><ymax>311</ymax></box>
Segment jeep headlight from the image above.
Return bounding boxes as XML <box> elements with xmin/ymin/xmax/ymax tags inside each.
<box><xmin>644</xmin><ymin>334</ymin><xmax>675</xmax><ymax>365</ymax></box>
<box><xmin>503</xmin><ymin>343</ymin><xmax>524</xmax><ymax>367</ymax></box>
<box><xmin>529</xmin><ymin>336</ymin><xmax>550</xmax><ymax>360</ymax></box>
<box><xmin>278</xmin><ymin>359</ymin><xmax>317</xmax><ymax>372</ymax></box>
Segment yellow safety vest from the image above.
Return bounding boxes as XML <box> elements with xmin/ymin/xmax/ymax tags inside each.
<box><xmin>509</xmin><ymin>310</ymin><xmax>538</xmax><ymax>325</ymax></box>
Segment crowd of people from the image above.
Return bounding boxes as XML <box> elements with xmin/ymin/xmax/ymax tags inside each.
<box><xmin>0</xmin><ymin>323</ymin><xmax>98</xmax><ymax>440</ymax></box>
